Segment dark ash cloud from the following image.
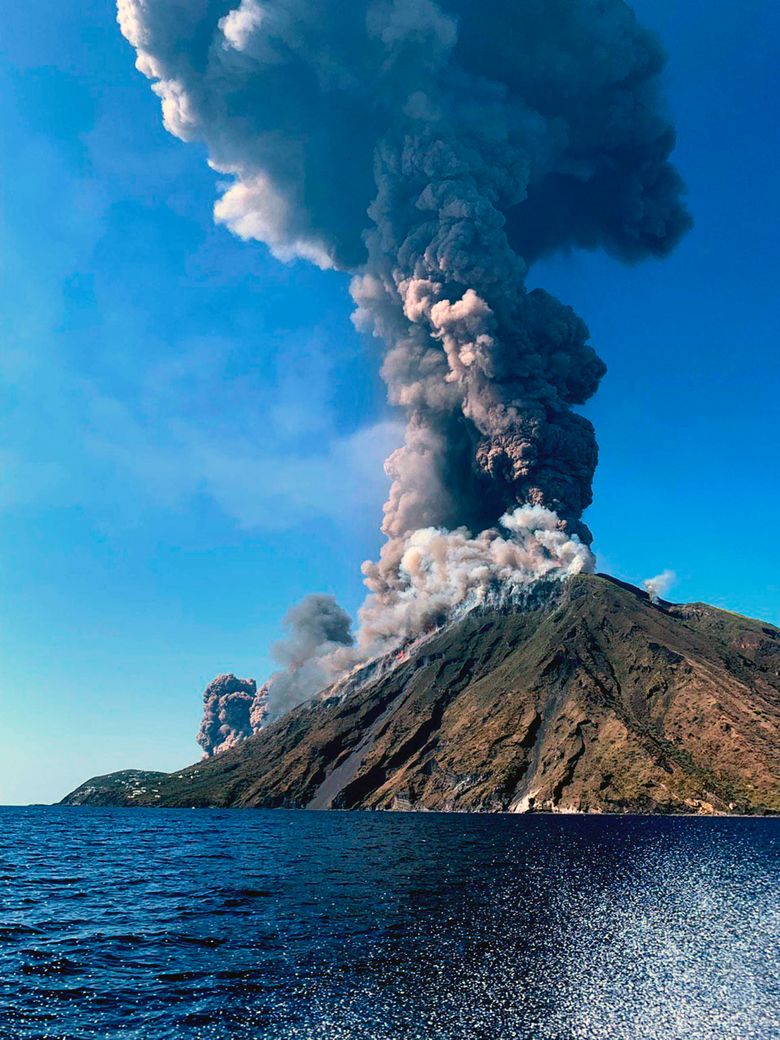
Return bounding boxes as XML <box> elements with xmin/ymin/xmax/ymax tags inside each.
<box><xmin>120</xmin><ymin>0</ymin><xmax>690</xmax><ymax>722</ymax></box>
<box><xmin>197</xmin><ymin>673</ymin><xmax>258</xmax><ymax>757</ymax></box>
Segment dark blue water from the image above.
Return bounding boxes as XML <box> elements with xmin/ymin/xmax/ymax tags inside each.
<box><xmin>1</xmin><ymin>809</ymin><xmax>778</xmax><ymax>1039</ymax></box>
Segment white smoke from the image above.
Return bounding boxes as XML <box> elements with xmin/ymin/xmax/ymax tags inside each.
<box><xmin>643</xmin><ymin>569</ymin><xmax>677</xmax><ymax>604</ymax></box>
<box><xmin>359</xmin><ymin>504</ymin><xmax>593</xmax><ymax>653</ymax></box>
<box><xmin>250</xmin><ymin>503</ymin><xmax>593</xmax><ymax>731</ymax></box>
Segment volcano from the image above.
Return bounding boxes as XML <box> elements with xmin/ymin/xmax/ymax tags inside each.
<box><xmin>62</xmin><ymin>575</ymin><xmax>780</xmax><ymax>814</ymax></box>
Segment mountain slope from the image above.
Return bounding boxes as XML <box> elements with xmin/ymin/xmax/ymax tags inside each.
<box><xmin>61</xmin><ymin>575</ymin><xmax>780</xmax><ymax>814</ymax></box>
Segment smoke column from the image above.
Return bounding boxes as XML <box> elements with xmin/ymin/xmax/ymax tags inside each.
<box><xmin>118</xmin><ymin>0</ymin><xmax>690</xmax><ymax>734</ymax></box>
<box><xmin>197</xmin><ymin>674</ymin><xmax>258</xmax><ymax>756</ymax></box>
<box><xmin>263</xmin><ymin>594</ymin><xmax>356</xmax><ymax>719</ymax></box>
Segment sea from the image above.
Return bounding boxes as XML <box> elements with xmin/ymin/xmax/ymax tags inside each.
<box><xmin>1</xmin><ymin>808</ymin><xmax>778</xmax><ymax>1040</ymax></box>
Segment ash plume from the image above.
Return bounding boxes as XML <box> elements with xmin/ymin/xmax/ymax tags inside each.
<box><xmin>263</xmin><ymin>594</ymin><xmax>356</xmax><ymax>720</ymax></box>
<box><xmin>196</xmin><ymin>598</ymin><xmax>354</xmax><ymax>751</ymax></box>
<box><xmin>120</xmin><ymin>0</ymin><xmax>690</xmax><ymax>722</ymax></box>
<box><xmin>197</xmin><ymin>673</ymin><xmax>258</xmax><ymax>757</ymax></box>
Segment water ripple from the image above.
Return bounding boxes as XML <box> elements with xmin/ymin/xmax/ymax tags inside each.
<box><xmin>0</xmin><ymin>807</ymin><xmax>777</xmax><ymax>1039</ymax></box>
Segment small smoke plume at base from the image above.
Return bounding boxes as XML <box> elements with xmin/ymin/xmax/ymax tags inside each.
<box><xmin>643</xmin><ymin>570</ymin><xmax>677</xmax><ymax>604</ymax></box>
<box><xmin>262</xmin><ymin>594</ymin><xmax>356</xmax><ymax>722</ymax></box>
<box><xmin>196</xmin><ymin>600</ymin><xmax>357</xmax><ymax>748</ymax></box>
<box><xmin>197</xmin><ymin>674</ymin><xmax>258</xmax><ymax>758</ymax></box>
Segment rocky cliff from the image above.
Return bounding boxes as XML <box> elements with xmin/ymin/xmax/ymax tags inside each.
<box><xmin>61</xmin><ymin>575</ymin><xmax>780</xmax><ymax>814</ymax></box>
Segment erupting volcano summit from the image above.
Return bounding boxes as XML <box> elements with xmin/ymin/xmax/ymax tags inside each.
<box><xmin>116</xmin><ymin>0</ymin><xmax>692</xmax><ymax>741</ymax></box>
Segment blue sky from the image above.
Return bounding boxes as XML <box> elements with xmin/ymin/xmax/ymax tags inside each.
<box><xmin>2</xmin><ymin>1</ymin><xmax>778</xmax><ymax>804</ymax></box>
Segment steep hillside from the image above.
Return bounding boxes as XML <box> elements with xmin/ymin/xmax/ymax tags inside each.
<box><xmin>60</xmin><ymin>770</ymin><xmax>170</xmax><ymax>807</ymax></box>
<box><xmin>62</xmin><ymin>575</ymin><xmax>780</xmax><ymax>814</ymax></box>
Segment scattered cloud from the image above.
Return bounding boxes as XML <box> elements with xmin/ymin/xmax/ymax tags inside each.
<box><xmin>0</xmin><ymin>64</ymin><xmax>396</xmax><ymax>540</ymax></box>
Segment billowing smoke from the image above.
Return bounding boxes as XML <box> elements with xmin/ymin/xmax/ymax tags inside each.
<box><xmin>197</xmin><ymin>673</ymin><xmax>258</xmax><ymax>756</ymax></box>
<box><xmin>643</xmin><ymin>569</ymin><xmax>676</xmax><ymax>604</ymax></box>
<box><xmin>359</xmin><ymin>505</ymin><xmax>592</xmax><ymax>652</ymax></box>
<box><xmin>118</xmin><ymin>0</ymin><xmax>690</xmax><ymax>724</ymax></box>
<box><xmin>263</xmin><ymin>594</ymin><xmax>356</xmax><ymax>719</ymax></box>
<box><xmin>196</xmin><ymin>597</ymin><xmax>355</xmax><ymax>754</ymax></box>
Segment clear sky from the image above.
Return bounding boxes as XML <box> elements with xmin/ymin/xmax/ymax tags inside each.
<box><xmin>1</xmin><ymin>1</ymin><xmax>778</xmax><ymax>804</ymax></box>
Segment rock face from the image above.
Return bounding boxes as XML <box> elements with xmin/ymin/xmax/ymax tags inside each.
<box><xmin>61</xmin><ymin>576</ymin><xmax>780</xmax><ymax>814</ymax></box>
